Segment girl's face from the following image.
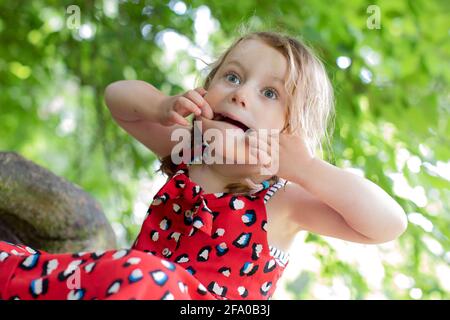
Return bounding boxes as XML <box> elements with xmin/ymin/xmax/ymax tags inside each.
<box><xmin>202</xmin><ymin>39</ymin><xmax>289</xmax><ymax>133</ymax></box>
<box><xmin>199</xmin><ymin>39</ymin><xmax>289</xmax><ymax>168</ymax></box>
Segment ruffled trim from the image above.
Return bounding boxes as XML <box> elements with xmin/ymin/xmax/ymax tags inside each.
<box><xmin>152</xmin><ymin>168</ymin><xmax>214</xmax><ymax>237</ymax></box>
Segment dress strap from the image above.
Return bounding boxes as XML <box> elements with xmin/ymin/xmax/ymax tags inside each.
<box><xmin>263</xmin><ymin>179</ymin><xmax>287</xmax><ymax>204</ymax></box>
<box><xmin>268</xmin><ymin>245</ymin><xmax>290</xmax><ymax>268</ymax></box>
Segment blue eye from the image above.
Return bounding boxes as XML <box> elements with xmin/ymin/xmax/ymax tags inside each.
<box><xmin>263</xmin><ymin>88</ymin><xmax>278</xmax><ymax>100</ymax></box>
<box><xmin>225</xmin><ymin>73</ymin><xmax>240</xmax><ymax>84</ymax></box>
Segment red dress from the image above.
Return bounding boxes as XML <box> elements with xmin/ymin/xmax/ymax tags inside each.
<box><xmin>0</xmin><ymin>162</ymin><xmax>289</xmax><ymax>300</ymax></box>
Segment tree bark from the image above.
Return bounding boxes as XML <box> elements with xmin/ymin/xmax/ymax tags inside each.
<box><xmin>0</xmin><ymin>151</ymin><xmax>116</xmax><ymax>253</ymax></box>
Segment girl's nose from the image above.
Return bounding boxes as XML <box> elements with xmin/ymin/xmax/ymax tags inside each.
<box><xmin>231</xmin><ymin>90</ymin><xmax>247</xmax><ymax>108</ymax></box>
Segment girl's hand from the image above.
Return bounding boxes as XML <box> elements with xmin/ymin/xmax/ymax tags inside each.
<box><xmin>245</xmin><ymin>130</ymin><xmax>272</xmax><ymax>174</ymax></box>
<box><xmin>276</xmin><ymin>132</ymin><xmax>315</xmax><ymax>181</ymax></box>
<box><xmin>225</xmin><ymin>129</ymin><xmax>275</xmax><ymax>177</ymax></box>
<box><xmin>159</xmin><ymin>87</ymin><xmax>214</xmax><ymax>127</ymax></box>
<box><xmin>246</xmin><ymin>130</ymin><xmax>315</xmax><ymax>180</ymax></box>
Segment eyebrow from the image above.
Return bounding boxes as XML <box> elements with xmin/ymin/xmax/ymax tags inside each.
<box><xmin>225</xmin><ymin>59</ymin><xmax>285</xmax><ymax>85</ymax></box>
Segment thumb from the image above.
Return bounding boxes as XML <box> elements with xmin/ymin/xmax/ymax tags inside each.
<box><xmin>201</xmin><ymin>101</ymin><xmax>214</xmax><ymax>120</ymax></box>
<box><xmin>195</xmin><ymin>87</ymin><xmax>208</xmax><ymax>97</ymax></box>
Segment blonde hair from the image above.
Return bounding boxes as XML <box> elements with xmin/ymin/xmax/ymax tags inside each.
<box><xmin>159</xmin><ymin>30</ymin><xmax>335</xmax><ymax>195</ymax></box>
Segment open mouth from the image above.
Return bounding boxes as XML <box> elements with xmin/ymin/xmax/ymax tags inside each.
<box><xmin>213</xmin><ymin>113</ymin><xmax>250</xmax><ymax>132</ymax></box>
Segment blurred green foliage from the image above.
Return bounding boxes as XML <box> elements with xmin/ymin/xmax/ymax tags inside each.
<box><xmin>0</xmin><ymin>0</ymin><xmax>448</xmax><ymax>299</ymax></box>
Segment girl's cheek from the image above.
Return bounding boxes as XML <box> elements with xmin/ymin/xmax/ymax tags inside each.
<box><xmin>209</xmin><ymin>81</ymin><xmax>230</xmax><ymax>94</ymax></box>
<box><xmin>203</xmin><ymin>87</ymin><xmax>222</xmax><ymax>109</ymax></box>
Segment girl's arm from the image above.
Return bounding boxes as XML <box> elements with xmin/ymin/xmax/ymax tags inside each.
<box><xmin>284</xmin><ymin>158</ymin><xmax>408</xmax><ymax>244</ymax></box>
<box><xmin>105</xmin><ymin>80</ymin><xmax>170</xmax><ymax>122</ymax></box>
<box><xmin>104</xmin><ymin>80</ymin><xmax>212</xmax><ymax>158</ymax></box>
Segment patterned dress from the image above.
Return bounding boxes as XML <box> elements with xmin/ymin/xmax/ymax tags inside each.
<box><xmin>0</xmin><ymin>162</ymin><xmax>290</xmax><ymax>300</ymax></box>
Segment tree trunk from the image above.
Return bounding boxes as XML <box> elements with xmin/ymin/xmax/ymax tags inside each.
<box><xmin>0</xmin><ymin>151</ymin><xmax>116</xmax><ymax>253</ymax></box>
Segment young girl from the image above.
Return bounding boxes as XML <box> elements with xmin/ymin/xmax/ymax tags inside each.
<box><xmin>0</xmin><ymin>31</ymin><xmax>407</xmax><ymax>300</ymax></box>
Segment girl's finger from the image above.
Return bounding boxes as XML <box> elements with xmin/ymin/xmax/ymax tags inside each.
<box><xmin>194</xmin><ymin>87</ymin><xmax>208</xmax><ymax>97</ymax></box>
<box><xmin>200</xmin><ymin>100</ymin><xmax>214</xmax><ymax>119</ymax></box>
<box><xmin>257</xmin><ymin>149</ymin><xmax>271</xmax><ymax>166</ymax></box>
<box><xmin>169</xmin><ymin>110</ymin><xmax>190</xmax><ymax>126</ymax></box>
<box><xmin>249</xmin><ymin>130</ymin><xmax>275</xmax><ymax>149</ymax></box>
<box><xmin>246</xmin><ymin>130</ymin><xmax>271</xmax><ymax>146</ymax></box>
<box><xmin>189</xmin><ymin>89</ymin><xmax>214</xmax><ymax>119</ymax></box>
<box><xmin>251</xmin><ymin>133</ymin><xmax>271</xmax><ymax>157</ymax></box>
<box><xmin>247</xmin><ymin>151</ymin><xmax>259</xmax><ymax>165</ymax></box>
<box><xmin>184</xmin><ymin>90</ymin><xmax>212</xmax><ymax>112</ymax></box>
<box><xmin>175</xmin><ymin>96</ymin><xmax>202</xmax><ymax>116</ymax></box>
<box><xmin>249</xmin><ymin>145</ymin><xmax>271</xmax><ymax>166</ymax></box>
<box><xmin>267</xmin><ymin>131</ymin><xmax>279</xmax><ymax>145</ymax></box>
<box><xmin>261</xmin><ymin>131</ymin><xmax>276</xmax><ymax>146</ymax></box>
<box><xmin>245</xmin><ymin>131</ymin><xmax>258</xmax><ymax>150</ymax></box>
<box><xmin>246</xmin><ymin>143</ymin><xmax>258</xmax><ymax>164</ymax></box>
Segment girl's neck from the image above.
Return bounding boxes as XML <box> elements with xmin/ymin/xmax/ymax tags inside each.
<box><xmin>187</xmin><ymin>163</ymin><xmax>268</xmax><ymax>194</ymax></box>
